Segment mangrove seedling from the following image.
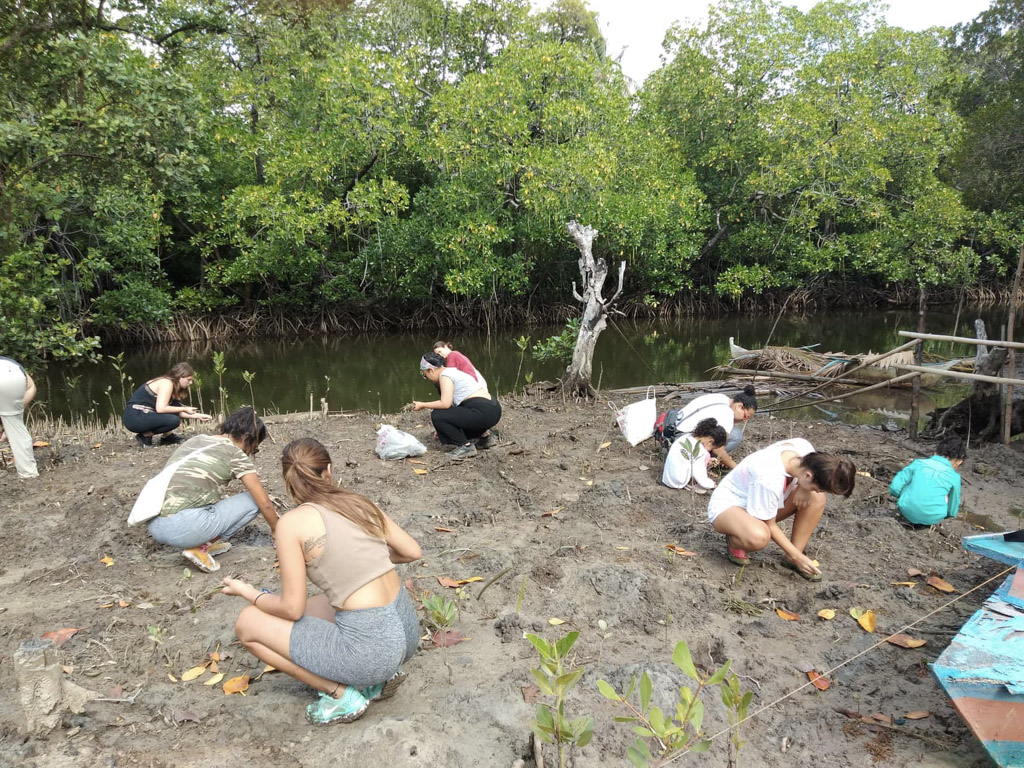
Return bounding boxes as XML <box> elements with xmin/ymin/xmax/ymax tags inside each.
<box><xmin>422</xmin><ymin>593</ymin><xmax>457</xmax><ymax>683</ymax></box>
<box><xmin>243</xmin><ymin>370</ymin><xmax>257</xmax><ymax>413</ymax></box>
<box><xmin>212</xmin><ymin>351</ymin><xmax>228</xmax><ymax>418</ymax></box>
<box><xmin>597</xmin><ymin>640</ymin><xmax>748</xmax><ymax>767</ymax></box>
<box><xmin>526</xmin><ymin>631</ymin><xmax>593</xmax><ymax>768</ymax></box>
<box><xmin>514</xmin><ymin>334</ymin><xmax>531</xmax><ymax>392</ymax></box>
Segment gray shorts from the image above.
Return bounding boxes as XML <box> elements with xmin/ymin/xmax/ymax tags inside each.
<box><xmin>289</xmin><ymin>586</ymin><xmax>420</xmax><ymax>687</ymax></box>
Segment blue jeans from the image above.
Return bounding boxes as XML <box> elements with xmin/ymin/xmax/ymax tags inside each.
<box><xmin>147</xmin><ymin>491</ymin><xmax>259</xmax><ymax>549</ymax></box>
<box><xmin>725</xmin><ymin>424</ymin><xmax>744</xmax><ymax>454</ymax></box>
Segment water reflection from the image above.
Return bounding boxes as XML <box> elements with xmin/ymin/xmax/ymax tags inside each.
<box><xmin>39</xmin><ymin>307</ymin><xmax>1004</xmax><ymax>426</ymax></box>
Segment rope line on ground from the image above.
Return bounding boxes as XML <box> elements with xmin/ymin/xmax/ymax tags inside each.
<box><xmin>662</xmin><ymin>564</ymin><xmax>1015</xmax><ymax>764</ymax></box>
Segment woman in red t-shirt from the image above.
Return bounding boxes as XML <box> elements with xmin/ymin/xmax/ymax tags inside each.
<box><xmin>432</xmin><ymin>341</ymin><xmax>486</xmax><ymax>388</ymax></box>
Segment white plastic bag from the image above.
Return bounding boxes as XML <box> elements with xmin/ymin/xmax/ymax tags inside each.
<box><xmin>376</xmin><ymin>424</ymin><xmax>427</xmax><ymax>460</ymax></box>
<box><xmin>609</xmin><ymin>387</ymin><xmax>657</xmax><ymax>446</ymax></box>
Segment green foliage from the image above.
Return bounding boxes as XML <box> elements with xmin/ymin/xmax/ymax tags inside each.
<box><xmin>526</xmin><ymin>631</ymin><xmax>593</xmax><ymax>767</ymax></box>
<box><xmin>0</xmin><ymin>0</ymin><xmax>204</xmax><ymax>361</ymax></box>
<box><xmin>596</xmin><ymin>640</ymin><xmax>750</xmax><ymax>766</ymax></box>
<box><xmin>421</xmin><ymin>593</ymin><xmax>457</xmax><ymax>631</ymax></box>
<box><xmin>643</xmin><ymin>0</ymin><xmax>977</xmax><ymax>295</ymax></box>
<box><xmin>0</xmin><ymin>0</ymin><xmax>1017</xmax><ymax>360</ymax></box>
<box><xmin>533</xmin><ymin>319</ymin><xmax>580</xmax><ymax>363</ymax></box>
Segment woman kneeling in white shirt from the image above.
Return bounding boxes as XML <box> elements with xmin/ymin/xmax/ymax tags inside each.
<box><xmin>707</xmin><ymin>438</ymin><xmax>855</xmax><ymax>581</ymax></box>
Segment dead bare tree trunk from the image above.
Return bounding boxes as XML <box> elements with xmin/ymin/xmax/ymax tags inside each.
<box><xmin>923</xmin><ymin>319</ymin><xmax>1022</xmax><ymax>440</ymax></box>
<box><xmin>561</xmin><ymin>221</ymin><xmax>625</xmax><ymax>398</ymax></box>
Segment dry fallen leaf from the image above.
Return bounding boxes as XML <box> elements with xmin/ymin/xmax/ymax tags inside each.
<box><xmin>204</xmin><ymin>672</ymin><xmax>225</xmax><ymax>686</ymax></box>
<box><xmin>41</xmin><ymin>627</ymin><xmax>86</xmax><ymax>647</ymax></box>
<box><xmin>808</xmin><ymin>671</ymin><xmax>831</xmax><ymax>691</ymax></box>
<box><xmin>776</xmin><ymin>608</ymin><xmax>800</xmax><ymax>621</ymax></box>
<box><xmin>167</xmin><ymin>673</ymin><xmax>178</xmax><ymax>683</ymax></box>
<box><xmin>665</xmin><ymin>544</ymin><xmax>698</xmax><ymax>556</ymax></box>
<box><xmin>869</xmin><ymin>713</ymin><xmax>892</xmax><ymax>724</ymax></box>
<box><xmin>926</xmin><ymin>576</ymin><xmax>956</xmax><ymax>593</ymax></box>
<box><xmin>817</xmin><ymin>609</ymin><xmax>836</xmax><ymax>621</ymax></box>
<box><xmin>521</xmin><ymin>684</ymin><xmax>542</xmax><ymax>705</ymax></box>
<box><xmin>542</xmin><ymin>507</ymin><xmax>563</xmax><ymax>517</ymax></box>
<box><xmin>886</xmin><ymin>633</ymin><xmax>927</xmax><ymax>649</ymax></box>
<box><xmin>856</xmin><ymin>470</ymin><xmax>872</xmax><ymax>478</ymax></box>
<box><xmin>455</xmin><ymin>577</ymin><xmax>483</xmax><ymax>585</ymax></box>
<box><xmin>118</xmin><ymin>599</ymin><xmax>130</xmax><ymax>608</ymax></box>
<box><xmin>598</xmin><ymin>441</ymin><xmax>612</xmax><ymax>450</ymax></box>
<box><xmin>99</xmin><ymin>603</ymin><xmax>114</xmax><ymax>609</ymax></box>
<box><xmin>907</xmin><ymin>567</ymin><xmax>924</xmax><ymax>577</ymax></box>
<box><xmin>412</xmin><ymin>468</ymin><xmax>428</xmax><ymax>475</ymax></box>
<box><xmin>849</xmin><ymin>606</ymin><xmax>865</xmax><ymax>620</ymax></box>
<box><xmin>173</xmin><ymin>710</ymin><xmax>201</xmax><ymax>724</ymax></box>
<box><xmin>904</xmin><ymin>710</ymin><xmax>930</xmax><ymax>720</ymax></box>
<box><xmin>891</xmin><ymin>582</ymin><xmax>917</xmax><ymax>587</ymax></box>
<box><xmin>61</xmin><ymin>664</ymin><xmax>74</xmax><ymax>675</ymax></box>
<box><xmin>433</xmin><ymin>526</ymin><xmax>453</xmax><ymax>533</ymax></box>
<box><xmin>33</xmin><ymin>440</ymin><xmax>50</xmax><ymax>448</ymax></box>
<box><xmin>181</xmin><ymin>666</ymin><xmax>207</xmax><ymax>682</ymax></box>
<box><xmin>431</xmin><ymin>629</ymin><xmax>465</xmax><ymax>647</ymax></box>
<box><xmin>223</xmin><ymin>674</ymin><xmax>250</xmax><ymax>695</ymax></box>
<box><xmin>437</xmin><ymin>576</ymin><xmax>460</xmax><ymax>588</ymax></box>
<box><xmin>614</xmin><ymin>546</ymin><xmax>630</xmax><ymax>551</ymax></box>
<box><xmin>99</xmin><ymin>555</ymin><xmax>114</xmax><ymax>567</ymax></box>
<box><xmin>857</xmin><ymin>610</ymin><xmax>876</xmax><ymax>633</ymax></box>
<box><xmin>408</xmin><ymin>459</ymin><xmax>427</xmax><ymax>465</ymax></box>
<box><xmin>548</xmin><ymin>618</ymin><xmax>566</xmax><ymax>625</ymax></box>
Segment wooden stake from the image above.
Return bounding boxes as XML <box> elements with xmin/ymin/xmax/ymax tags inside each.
<box><xmin>1003</xmin><ymin>243</ymin><xmax>1024</xmax><ymax>444</ymax></box>
<box><xmin>909</xmin><ymin>286</ymin><xmax>926</xmax><ymax>440</ymax></box>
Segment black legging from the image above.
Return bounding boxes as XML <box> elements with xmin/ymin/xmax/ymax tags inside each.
<box><xmin>431</xmin><ymin>397</ymin><xmax>501</xmax><ymax>445</ymax></box>
<box><xmin>122</xmin><ymin>405</ymin><xmax>181</xmax><ymax>436</ymax></box>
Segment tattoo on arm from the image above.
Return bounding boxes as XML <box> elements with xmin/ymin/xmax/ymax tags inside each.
<box><xmin>303</xmin><ymin>534</ymin><xmax>326</xmax><ymax>554</ymax></box>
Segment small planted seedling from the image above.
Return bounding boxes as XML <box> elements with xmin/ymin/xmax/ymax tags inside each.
<box><xmin>212</xmin><ymin>351</ymin><xmax>228</xmax><ymax>418</ymax></box>
<box><xmin>242</xmin><ymin>370</ymin><xmax>257</xmax><ymax>413</ymax></box>
<box><xmin>597</xmin><ymin>640</ymin><xmax>750</xmax><ymax>767</ymax></box>
<box><xmin>526</xmin><ymin>631</ymin><xmax>593</xmax><ymax>768</ymax></box>
<box><xmin>422</xmin><ymin>593</ymin><xmax>457</xmax><ymax>683</ymax></box>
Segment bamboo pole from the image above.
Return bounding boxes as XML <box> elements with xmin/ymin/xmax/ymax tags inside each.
<box><xmin>721</xmin><ymin>368</ymin><xmax>872</xmax><ymax>386</ymax></box>
<box><xmin>897</xmin><ymin>330</ymin><xmax>1024</xmax><ymax>350</ymax></box>
<box><xmin>1003</xmin><ymin>244</ymin><xmax>1024</xmax><ymax>444</ymax></box>
<box><xmin>895</xmin><ymin>365</ymin><xmax>1024</xmax><ymax>387</ymax></box>
<box><xmin>765</xmin><ymin>371</ymin><xmax>923</xmax><ymax>413</ymax></box>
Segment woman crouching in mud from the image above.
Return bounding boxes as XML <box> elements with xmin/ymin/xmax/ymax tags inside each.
<box><xmin>222</xmin><ymin>438</ymin><xmax>422</xmax><ymax>724</ymax></box>
<box><xmin>707</xmin><ymin>438</ymin><xmax>855</xmax><ymax>582</ymax></box>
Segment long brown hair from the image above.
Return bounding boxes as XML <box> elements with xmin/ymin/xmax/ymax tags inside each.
<box><xmin>281</xmin><ymin>438</ymin><xmax>386</xmax><ymax>538</ymax></box>
<box><xmin>164</xmin><ymin>362</ymin><xmax>195</xmax><ymax>400</ymax></box>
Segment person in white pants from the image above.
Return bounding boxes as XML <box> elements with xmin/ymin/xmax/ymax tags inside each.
<box><xmin>0</xmin><ymin>357</ymin><xmax>39</xmax><ymax>478</ymax></box>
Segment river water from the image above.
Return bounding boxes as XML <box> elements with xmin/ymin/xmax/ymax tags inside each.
<box><xmin>38</xmin><ymin>307</ymin><xmax>1008</xmax><ymax>427</ymax></box>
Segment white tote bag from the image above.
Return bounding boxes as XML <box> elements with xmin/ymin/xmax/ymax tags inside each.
<box><xmin>127</xmin><ymin>442</ymin><xmax>218</xmax><ymax>526</ymax></box>
<box><xmin>609</xmin><ymin>387</ymin><xmax>657</xmax><ymax>446</ymax></box>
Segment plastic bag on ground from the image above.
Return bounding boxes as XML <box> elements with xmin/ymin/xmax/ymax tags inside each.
<box><xmin>375</xmin><ymin>424</ymin><xmax>427</xmax><ymax>460</ymax></box>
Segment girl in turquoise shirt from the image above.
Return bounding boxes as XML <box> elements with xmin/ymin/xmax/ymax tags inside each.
<box><xmin>889</xmin><ymin>436</ymin><xmax>965</xmax><ymax>525</ymax></box>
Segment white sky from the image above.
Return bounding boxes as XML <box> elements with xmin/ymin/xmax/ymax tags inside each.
<box><xmin>577</xmin><ymin>0</ymin><xmax>994</xmax><ymax>86</ymax></box>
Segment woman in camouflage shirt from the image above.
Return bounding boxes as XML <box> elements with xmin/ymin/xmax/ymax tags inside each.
<box><xmin>147</xmin><ymin>407</ymin><xmax>277</xmax><ymax>573</ymax></box>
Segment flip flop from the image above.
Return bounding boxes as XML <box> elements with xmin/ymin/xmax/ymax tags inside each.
<box><xmin>780</xmin><ymin>558</ymin><xmax>822</xmax><ymax>582</ymax></box>
<box><xmin>726</xmin><ymin>544</ymin><xmax>750</xmax><ymax>567</ymax></box>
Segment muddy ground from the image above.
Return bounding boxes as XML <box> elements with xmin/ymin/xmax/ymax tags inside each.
<box><xmin>1</xmin><ymin>389</ymin><xmax>1020</xmax><ymax>768</ymax></box>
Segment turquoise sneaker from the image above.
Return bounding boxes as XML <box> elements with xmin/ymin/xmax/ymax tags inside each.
<box><xmin>360</xmin><ymin>670</ymin><xmax>408</xmax><ymax>702</ymax></box>
<box><xmin>305</xmin><ymin>686</ymin><xmax>370</xmax><ymax>725</ymax></box>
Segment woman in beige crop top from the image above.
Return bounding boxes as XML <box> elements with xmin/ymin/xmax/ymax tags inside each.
<box><xmin>221</xmin><ymin>438</ymin><xmax>422</xmax><ymax>725</ymax></box>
